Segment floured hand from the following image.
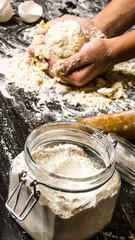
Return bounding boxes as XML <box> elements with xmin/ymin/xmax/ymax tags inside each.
<box><xmin>53</xmin><ymin>38</ymin><xmax>113</xmax><ymax>86</ymax></box>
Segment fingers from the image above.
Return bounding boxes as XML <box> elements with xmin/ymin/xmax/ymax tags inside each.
<box><xmin>27</xmin><ymin>45</ymin><xmax>36</xmax><ymax>56</ymax></box>
<box><xmin>54</xmin><ymin>42</ymin><xmax>95</xmax><ymax>75</ymax></box>
<box><xmin>59</xmin><ymin>64</ymin><xmax>95</xmax><ymax>87</ymax></box>
<box><xmin>54</xmin><ymin>39</ymin><xmax>109</xmax><ymax>78</ymax></box>
<box><xmin>48</xmin><ymin>54</ymin><xmax>59</xmax><ymax>77</ymax></box>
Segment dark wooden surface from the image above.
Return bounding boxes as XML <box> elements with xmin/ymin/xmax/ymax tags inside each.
<box><xmin>0</xmin><ymin>0</ymin><xmax>135</xmax><ymax>239</ymax></box>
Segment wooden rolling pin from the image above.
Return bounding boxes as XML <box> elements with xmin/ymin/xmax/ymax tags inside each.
<box><xmin>77</xmin><ymin>109</ymin><xmax>135</xmax><ymax>139</ymax></box>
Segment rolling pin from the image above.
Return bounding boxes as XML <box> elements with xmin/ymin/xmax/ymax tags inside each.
<box><xmin>77</xmin><ymin>109</ymin><xmax>135</xmax><ymax>139</ymax></box>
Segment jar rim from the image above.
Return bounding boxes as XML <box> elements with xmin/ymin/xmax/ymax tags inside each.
<box><xmin>24</xmin><ymin>121</ymin><xmax>115</xmax><ymax>192</ymax></box>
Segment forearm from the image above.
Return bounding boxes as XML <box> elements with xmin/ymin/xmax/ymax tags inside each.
<box><xmin>108</xmin><ymin>30</ymin><xmax>135</xmax><ymax>64</ymax></box>
<box><xmin>93</xmin><ymin>0</ymin><xmax>135</xmax><ymax>38</ymax></box>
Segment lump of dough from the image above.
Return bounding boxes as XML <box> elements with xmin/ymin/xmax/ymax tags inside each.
<box><xmin>44</xmin><ymin>20</ymin><xmax>88</xmax><ymax>58</ymax></box>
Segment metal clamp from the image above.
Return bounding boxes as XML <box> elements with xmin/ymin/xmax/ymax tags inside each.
<box><xmin>6</xmin><ymin>170</ymin><xmax>40</xmax><ymax>221</ymax></box>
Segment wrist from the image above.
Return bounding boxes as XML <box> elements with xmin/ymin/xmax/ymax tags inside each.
<box><xmin>106</xmin><ymin>30</ymin><xmax>135</xmax><ymax>65</ymax></box>
<box><xmin>92</xmin><ymin>0</ymin><xmax>135</xmax><ymax>38</ymax></box>
<box><xmin>92</xmin><ymin>15</ymin><xmax>110</xmax><ymax>38</ymax></box>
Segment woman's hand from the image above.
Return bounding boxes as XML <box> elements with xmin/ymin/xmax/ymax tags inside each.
<box><xmin>27</xmin><ymin>14</ymin><xmax>96</xmax><ymax>58</ymax></box>
<box><xmin>27</xmin><ymin>14</ymin><xmax>100</xmax><ymax>80</ymax></box>
<box><xmin>52</xmin><ymin>27</ymin><xmax>135</xmax><ymax>87</ymax></box>
<box><xmin>52</xmin><ymin>38</ymin><xmax>113</xmax><ymax>87</ymax></box>
<box><xmin>27</xmin><ymin>3</ymin><xmax>135</xmax><ymax>87</ymax></box>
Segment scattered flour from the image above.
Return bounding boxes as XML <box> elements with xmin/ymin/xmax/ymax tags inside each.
<box><xmin>0</xmin><ymin>21</ymin><xmax>135</xmax><ymax>114</ymax></box>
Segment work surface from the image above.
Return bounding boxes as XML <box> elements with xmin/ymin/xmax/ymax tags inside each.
<box><xmin>0</xmin><ymin>0</ymin><xmax>135</xmax><ymax>239</ymax></box>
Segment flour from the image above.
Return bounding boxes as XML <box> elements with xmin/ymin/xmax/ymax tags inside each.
<box><xmin>0</xmin><ymin>52</ymin><xmax>134</xmax><ymax>111</ymax></box>
<box><xmin>0</xmin><ymin>21</ymin><xmax>135</xmax><ymax>117</ymax></box>
<box><xmin>32</xmin><ymin>143</ymin><xmax>103</xmax><ymax>178</ymax></box>
<box><xmin>9</xmin><ymin>148</ymin><xmax>121</xmax><ymax>240</ymax></box>
<box><xmin>32</xmin><ymin>19</ymin><xmax>104</xmax><ymax>59</ymax></box>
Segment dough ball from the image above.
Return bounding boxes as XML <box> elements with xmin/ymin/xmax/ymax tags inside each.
<box><xmin>45</xmin><ymin>20</ymin><xmax>88</xmax><ymax>58</ymax></box>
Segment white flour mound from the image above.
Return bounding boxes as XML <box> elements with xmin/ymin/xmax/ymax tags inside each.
<box><xmin>32</xmin><ymin>143</ymin><xmax>102</xmax><ymax>178</ymax></box>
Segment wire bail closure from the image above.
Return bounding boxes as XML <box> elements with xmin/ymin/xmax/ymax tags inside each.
<box><xmin>5</xmin><ymin>170</ymin><xmax>40</xmax><ymax>221</ymax></box>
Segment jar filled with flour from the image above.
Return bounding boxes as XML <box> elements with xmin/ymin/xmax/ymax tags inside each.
<box><xmin>6</xmin><ymin>122</ymin><xmax>121</xmax><ymax>240</ymax></box>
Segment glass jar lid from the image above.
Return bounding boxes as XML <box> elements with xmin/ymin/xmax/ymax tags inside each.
<box><xmin>108</xmin><ymin>133</ymin><xmax>135</xmax><ymax>186</ymax></box>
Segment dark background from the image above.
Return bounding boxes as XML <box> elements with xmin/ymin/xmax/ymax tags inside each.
<box><xmin>0</xmin><ymin>0</ymin><xmax>135</xmax><ymax>239</ymax></box>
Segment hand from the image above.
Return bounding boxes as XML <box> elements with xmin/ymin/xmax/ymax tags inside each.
<box><xmin>27</xmin><ymin>14</ymin><xmax>98</xmax><ymax>77</ymax></box>
<box><xmin>27</xmin><ymin>15</ymin><xmax>96</xmax><ymax>58</ymax></box>
<box><xmin>53</xmin><ymin>38</ymin><xmax>113</xmax><ymax>87</ymax></box>
<box><xmin>45</xmin><ymin>14</ymin><xmax>107</xmax><ymax>80</ymax></box>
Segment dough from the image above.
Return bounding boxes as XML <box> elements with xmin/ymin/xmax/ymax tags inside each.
<box><xmin>44</xmin><ymin>20</ymin><xmax>88</xmax><ymax>58</ymax></box>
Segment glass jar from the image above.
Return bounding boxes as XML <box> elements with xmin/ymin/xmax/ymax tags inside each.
<box><xmin>6</xmin><ymin>122</ymin><xmax>121</xmax><ymax>240</ymax></box>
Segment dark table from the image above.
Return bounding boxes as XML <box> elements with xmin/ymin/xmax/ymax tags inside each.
<box><xmin>0</xmin><ymin>1</ymin><xmax>135</xmax><ymax>239</ymax></box>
